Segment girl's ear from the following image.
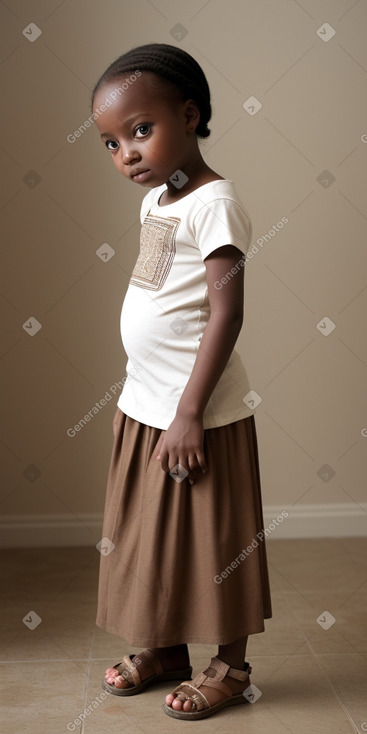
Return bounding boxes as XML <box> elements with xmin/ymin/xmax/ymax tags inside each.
<box><xmin>183</xmin><ymin>98</ymin><xmax>201</xmax><ymax>133</ymax></box>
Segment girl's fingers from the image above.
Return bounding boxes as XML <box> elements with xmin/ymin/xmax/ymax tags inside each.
<box><xmin>161</xmin><ymin>455</ymin><xmax>195</xmax><ymax>484</ymax></box>
<box><xmin>162</xmin><ymin>450</ymin><xmax>177</xmax><ymax>474</ymax></box>
<box><xmin>181</xmin><ymin>454</ymin><xmax>205</xmax><ymax>485</ymax></box>
<box><xmin>187</xmin><ymin>455</ymin><xmax>198</xmax><ymax>484</ymax></box>
<box><xmin>188</xmin><ymin>452</ymin><xmax>207</xmax><ymax>475</ymax></box>
<box><xmin>156</xmin><ymin>446</ymin><xmax>206</xmax><ymax>483</ymax></box>
<box><xmin>197</xmin><ymin>451</ymin><xmax>207</xmax><ymax>473</ymax></box>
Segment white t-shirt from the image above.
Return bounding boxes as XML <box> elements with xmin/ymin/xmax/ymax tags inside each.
<box><xmin>117</xmin><ymin>179</ymin><xmax>254</xmax><ymax>429</ymax></box>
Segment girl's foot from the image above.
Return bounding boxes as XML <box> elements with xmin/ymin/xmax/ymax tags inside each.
<box><xmin>163</xmin><ymin>656</ymin><xmax>252</xmax><ymax>719</ymax></box>
<box><xmin>104</xmin><ymin>644</ymin><xmax>190</xmax><ymax>693</ymax></box>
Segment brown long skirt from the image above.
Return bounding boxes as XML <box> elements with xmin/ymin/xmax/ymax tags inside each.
<box><xmin>96</xmin><ymin>408</ymin><xmax>272</xmax><ymax>646</ymax></box>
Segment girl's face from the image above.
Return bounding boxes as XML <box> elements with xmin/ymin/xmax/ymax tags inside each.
<box><xmin>92</xmin><ymin>72</ymin><xmax>200</xmax><ymax>188</ymax></box>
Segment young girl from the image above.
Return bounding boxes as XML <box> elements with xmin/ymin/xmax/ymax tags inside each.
<box><xmin>91</xmin><ymin>43</ymin><xmax>272</xmax><ymax>721</ymax></box>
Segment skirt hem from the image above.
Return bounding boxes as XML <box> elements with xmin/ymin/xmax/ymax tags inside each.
<box><xmin>95</xmin><ymin>616</ymin><xmax>272</xmax><ymax>647</ymax></box>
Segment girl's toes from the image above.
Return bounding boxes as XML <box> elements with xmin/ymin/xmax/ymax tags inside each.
<box><xmin>105</xmin><ymin>667</ymin><xmax>118</xmax><ymax>679</ymax></box>
<box><xmin>114</xmin><ymin>675</ymin><xmax>129</xmax><ymax>689</ymax></box>
<box><xmin>172</xmin><ymin>696</ymin><xmax>184</xmax><ymax>711</ymax></box>
<box><xmin>165</xmin><ymin>691</ymin><xmax>194</xmax><ymax>712</ymax></box>
<box><xmin>105</xmin><ymin>675</ymin><xmax>117</xmax><ymax>684</ymax></box>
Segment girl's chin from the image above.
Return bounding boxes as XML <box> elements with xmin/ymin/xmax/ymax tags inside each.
<box><xmin>130</xmin><ymin>171</ymin><xmax>168</xmax><ymax>188</ymax></box>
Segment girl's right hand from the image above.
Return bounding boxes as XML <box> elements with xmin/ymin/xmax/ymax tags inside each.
<box><xmin>155</xmin><ymin>413</ymin><xmax>207</xmax><ymax>485</ymax></box>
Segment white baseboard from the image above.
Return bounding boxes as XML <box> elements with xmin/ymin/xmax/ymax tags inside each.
<box><xmin>263</xmin><ymin>503</ymin><xmax>367</xmax><ymax>539</ymax></box>
<box><xmin>0</xmin><ymin>504</ymin><xmax>366</xmax><ymax>548</ymax></box>
<box><xmin>0</xmin><ymin>513</ymin><xmax>103</xmax><ymax>549</ymax></box>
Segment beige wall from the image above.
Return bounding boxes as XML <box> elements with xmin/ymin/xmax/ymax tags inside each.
<box><xmin>1</xmin><ymin>0</ymin><xmax>366</xmax><ymax>545</ymax></box>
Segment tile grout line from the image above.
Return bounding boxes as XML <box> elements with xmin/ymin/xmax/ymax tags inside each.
<box><xmin>80</xmin><ymin>626</ymin><xmax>96</xmax><ymax>734</ymax></box>
<box><xmin>282</xmin><ymin>583</ymin><xmax>362</xmax><ymax>733</ymax></box>
<box><xmin>303</xmin><ymin>637</ymin><xmax>362</xmax><ymax>733</ymax></box>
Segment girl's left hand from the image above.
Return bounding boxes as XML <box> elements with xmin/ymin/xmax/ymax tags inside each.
<box><xmin>155</xmin><ymin>414</ymin><xmax>207</xmax><ymax>485</ymax></box>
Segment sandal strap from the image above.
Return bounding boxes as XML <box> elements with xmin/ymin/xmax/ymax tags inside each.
<box><xmin>227</xmin><ymin>664</ymin><xmax>251</xmax><ymax>680</ymax></box>
<box><xmin>208</xmin><ymin>657</ymin><xmax>230</xmax><ymax>678</ymax></box>
<box><xmin>188</xmin><ymin>656</ymin><xmax>252</xmax><ymax>701</ymax></box>
<box><xmin>121</xmin><ymin>655</ymin><xmax>141</xmax><ymax>686</ymax></box>
<box><xmin>209</xmin><ymin>656</ymin><xmax>250</xmax><ymax>682</ymax></box>
<box><xmin>144</xmin><ymin>648</ymin><xmax>164</xmax><ymax>676</ymax></box>
<box><xmin>171</xmin><ymin>658</ymin><xmax>252</xmax><ymax>713</ymax></box>
<box><xmin>192</xmin><ymin>671</ymin><xmax>233</xmax><ymax>698</ymax></box>
<box><xmin>117</xmin><ymin>650</ymin><xmax>163</xmax><ymax>686</ymax></box>
<box><xmin>172</xmin><ymin>681</ymin><xmax>211</xmax><ymax>710</ymax></box>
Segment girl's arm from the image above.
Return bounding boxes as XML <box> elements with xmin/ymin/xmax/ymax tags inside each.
<box><xmin>177</xmin><ymin>244</ymin><xmax>244</xmax><ymax>418</ymax></box>
<box><xmin>156</xmin><ymin>244</ymin><xmax>245</xmax><ymax>483</ymax></box>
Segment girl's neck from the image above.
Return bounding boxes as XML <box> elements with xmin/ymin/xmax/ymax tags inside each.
<box><xmin>162</xmin><ymin>158</ymin><xmax>224</xmax><ymax>205</ymax></box>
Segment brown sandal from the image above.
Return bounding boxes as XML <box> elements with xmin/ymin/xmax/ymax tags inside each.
<box><xmin>162</xmin><ymin>656</ymin><xmax>252</xmax><ymax>720</ymax></box>
<box><xmin>102</xmin><ymin>648</ymin><xmax>192</xmax><ymax>696</ymax></box>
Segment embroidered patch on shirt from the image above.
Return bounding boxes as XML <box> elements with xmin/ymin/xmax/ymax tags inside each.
<box><xmin>130</xmin><ymin>214</ymin><xmax>180</xmax><ymax>290</ymax></box>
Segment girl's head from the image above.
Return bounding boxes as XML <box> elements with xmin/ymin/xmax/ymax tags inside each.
<box><xmin>91</xmin><ymin>43</ymin><xmax>212</xmax><ymax>188</ymax></box>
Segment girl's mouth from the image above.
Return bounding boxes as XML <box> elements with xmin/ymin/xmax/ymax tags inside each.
<box><xmin>131</xmin><ymin>170</ymin><xmax>151</xmax><ymax>182</ymax></box>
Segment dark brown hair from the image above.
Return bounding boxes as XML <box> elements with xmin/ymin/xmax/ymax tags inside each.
<box><xmin>91</xmin><ymin>42</ymin><xmax>211</xmax><ymax>138</ymax></box>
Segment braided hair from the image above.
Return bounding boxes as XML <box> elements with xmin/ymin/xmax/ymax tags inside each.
<box><xmin>91</xmin><ymin>43</ymin><xmax>211</xmax><ymax>139</ymax></box>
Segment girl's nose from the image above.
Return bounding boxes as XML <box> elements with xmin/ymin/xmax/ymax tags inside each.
<box><xmin>121</xmin><ymin>146</ymin><xmax>140</xmax><ymax>165</ymax></box>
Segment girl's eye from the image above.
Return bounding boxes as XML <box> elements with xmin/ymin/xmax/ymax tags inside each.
<box><xmin>135</xmin><ymin>124</ymin><xmax>151</xmax><ymax>138</ymax></box>
<box><xmin>106</xmin><ymin>140</ymin><xmax>118</xmax><ymax>151</ymax></box>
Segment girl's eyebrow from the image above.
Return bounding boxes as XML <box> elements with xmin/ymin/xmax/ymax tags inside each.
<box><xmin>99</xmin><ymin>112</ymin><xmax>152</xmax><ymax>138</ymax></box>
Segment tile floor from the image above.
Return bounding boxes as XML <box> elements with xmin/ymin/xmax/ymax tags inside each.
<box><xmin>1</xmin><ymin>538</ymin><xmax>366</xmax><ymax>733</ymax></box>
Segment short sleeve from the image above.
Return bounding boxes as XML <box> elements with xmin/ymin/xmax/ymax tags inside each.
<box><xmin>139</xmin><ymin>185</ymin><xmax>165</xmax><ymax>224</ymax></box>
<box><xmin>192</xmin><ymin>197</ymin><xmax>252</xmax><ymax>261</ymax></box>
